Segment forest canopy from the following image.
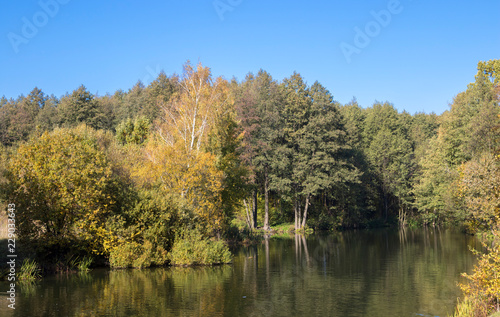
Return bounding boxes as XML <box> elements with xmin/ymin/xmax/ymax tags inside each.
<box><xmin>0</xmin><ymin>60</ymin><xmax>499</xmax><ymax>270</ymax></box>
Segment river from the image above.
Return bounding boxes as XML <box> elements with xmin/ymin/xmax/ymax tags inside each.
<box><xmin>0</xmin><ymin>228</ymin><xmax>480</xmax><ymax>316</ymax></box>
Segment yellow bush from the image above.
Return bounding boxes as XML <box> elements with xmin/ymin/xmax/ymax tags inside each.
<box><xmin>459</xmin><ymin>232</ymin><xmax>500</xmax><ymax>316</ymax></box>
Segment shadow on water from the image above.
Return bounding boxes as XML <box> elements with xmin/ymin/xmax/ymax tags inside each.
<box><xmin>0</xmin><ymin>228</ymin><xmax>481</xmax><ymax>317</ymax></box>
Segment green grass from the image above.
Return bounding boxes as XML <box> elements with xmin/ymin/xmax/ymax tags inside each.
<box><xmin>269</xmin><ymin>223</ymin><xmax>295</xmax><ymax>234</ymax></box>
<box><xmin>19</xmin><ymin>259</ymin><xmax>41</xmax><ymax>281</ymax></box>
<box><xmin>77</xmin><ymin>256</ymin><xmax>93</xmax><ymax>272</ymax></box>
<box><xmin>227</xmin><ymin>222</ymin><xmax>315</xmax><ymax>242</ymax></box>
<box><xmin>68</xmin><ymin>255</ymin><xmax>93</xmax><ymax>272</ymax></box>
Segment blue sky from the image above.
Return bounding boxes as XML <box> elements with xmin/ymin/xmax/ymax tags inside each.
<box><xmin>1</xmin><ymin>0</ymin><xmax>499</xmax><ymax>114</ymax></box>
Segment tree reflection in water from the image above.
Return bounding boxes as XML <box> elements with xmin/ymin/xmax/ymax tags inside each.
<box><xmin>0</xmin><ymin>229</ymin><xmax>480</xmax><ymax>317</ymax></box>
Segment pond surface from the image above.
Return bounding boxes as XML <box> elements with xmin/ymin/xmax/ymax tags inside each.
<box><xmin>0</xmin><ymin>228</ymin><xmax>481</xmax><ymax>317</ymax></box>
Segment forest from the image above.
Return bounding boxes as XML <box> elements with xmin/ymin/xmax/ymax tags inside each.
<box><xmin>0</xmin><ymin>60</ymin><xmax>499</xmax><ymax>315</ymax></box>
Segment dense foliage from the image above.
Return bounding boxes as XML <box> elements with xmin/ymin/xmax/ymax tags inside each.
<box><xmin>0</xmin><ymin>59</ymin><xmax>499</xmax><ymax>308</ymax></box>
<box><xmin>6</xmin><ymin>126</ymin><xmax>119</xmax><ymax>256</ymax></box>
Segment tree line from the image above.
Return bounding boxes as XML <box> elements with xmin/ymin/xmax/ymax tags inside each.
<box><xmin>0</xmin><ymin>60</ymin><xmax>498</xmax><ymax>271</ymax></box>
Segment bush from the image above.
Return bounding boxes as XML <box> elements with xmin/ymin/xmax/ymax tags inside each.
<box><xmin>169</xmin><ymin>229</ymin><xmax>232</xmax><ymax>266</ymax></box>
<box><xmin>106</xmin><ymin>189</ymin><xmax>178</xmax><ymax>269</ymax></box>
<box><xmin>109</xmin><ymin>241</ymin><xmax>142</xmax><ymax>269</ymax></box>
<box><xmin>6</xmin><ymin>126</ymin><xmax>119</xmax><ymax>254</ymax></box>
<box><xmin>458</xmin><ymin>231</ymin><xmax>500</xmax><ymax>316</ymax></box>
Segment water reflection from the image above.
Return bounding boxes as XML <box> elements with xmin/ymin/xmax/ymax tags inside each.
<box><xmin>0</xmin><ymin>229</ymin><xmax>480</xmax><ymax>317</ymax></box>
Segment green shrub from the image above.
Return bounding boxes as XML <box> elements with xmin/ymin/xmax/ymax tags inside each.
<box><xmin>170</xmin><ymin>229</ymin><xmax>232</xmax><ymax>266</ymax></box>
<box><xmin>107</xmin><ymin>189</ymin><xmax>178</xmax><ymax>269</ymax></box>
<box><xmin>109</xmin><ymin>242</ymin><xmax>140</xmax><ymax>269</ymax></box>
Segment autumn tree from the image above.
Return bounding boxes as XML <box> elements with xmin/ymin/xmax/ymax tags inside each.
<box><xmin>146</xmin><ymin>61</ymin><xmax>244</xmax><ymax>235</ymax></box>
<box><xmin>440</xmin><ymin>72</ymin><xmax>498</xmax><ymax>166</ymax></box>
<box><xmin>6</xmin><ymin>126</ymin><xmax>119</xmax><ymax>255</ymax></box>
<box><xmin>415</xmin><ymin>60</ymin><xmax>499</xmax><ymax>225</ymax></box>
<box><xmin>477</xmin><ymin>59</ymin><xmax>500</xmax><ymax>86</ymax></box>
<box><xmin>408</xmin><ymin>112</ymin><xmax>439</xmax><ymax>166</ymax></box>
<box><xmin>458</xmin><ymin>152</ymin><xmax>500</xmax><ymax>232</ymax></box>
<box><xmin>340</xmin><ymin>99</ymin><xmax>365</xmax><ymax>149</ymax></box>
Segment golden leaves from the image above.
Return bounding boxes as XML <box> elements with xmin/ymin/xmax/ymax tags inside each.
<box><xmin>134</xmin><ymin>62</ymin><xmax>235</xmax><ymax>234</ymax></box>
<box><xmin>460</xmin><ymin>235</ymin><xmax>500</xmax><ymax>315</ymax></box>
<box><xmin>8</xmin><ymin>125</ymin><xmax>116</xmax><ymax>253</ymax></box>
<box><xmin>458</xmin><ymin>153</ymin><xmax>500</xmax><ymax>232</ymax></box>
<box><xmin>157</xmin><ymin>62</ymin><xmax>233</xmax><ymax>154</ymax></box>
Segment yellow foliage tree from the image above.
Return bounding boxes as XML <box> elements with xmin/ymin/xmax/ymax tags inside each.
<box><xmin>7</xmin><ymin>126</ymin><xmax>116</xmax><ymax>254</ymax></box>
<box><xmin>458</xmin><ymin>153</ymin><xmax>500</xmax><ymax>232</ymax></box>
<box><xmin>157</xmin><ymin>62</ymin><xmax>233</xmax><ymax>152</ymax></box>
<box><xmin>142</xmin><ymin>137</ymin><xmax>224</xmax><ymax>231</ymax></box>
<box><xmin>139</xmin><ymin>62</ymin><xmax>238</xmax><ymax>235</ymax></box>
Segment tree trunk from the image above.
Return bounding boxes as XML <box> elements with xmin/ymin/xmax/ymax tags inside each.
<box><xmin>294</xmin><ymin>199</ymin><xmax>298</xmax><ymax>230</ymax></box>
<box><xmin>301</xmin><ymin>194</ymin><xmax>310</xmax><ymax>229</ymax></box>
<box><xmin>243</xmin><ymin>199</ymin><xmax>252</xmax><ymax>229</ymax></box>
<box><xmin>252</xmin><ymin>189</ymin><xmax>258</xmax><ymax>229</ymax></box>
<box><xmin>264</xmin><ymin>173</ymin><xmax>270</xmax><ymax>230</ymax></box>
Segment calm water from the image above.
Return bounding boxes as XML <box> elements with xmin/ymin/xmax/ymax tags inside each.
<box><xmin>0</xmin><ymin>228</ymin><xmax>480</xmax><ymax>317</ymax></box>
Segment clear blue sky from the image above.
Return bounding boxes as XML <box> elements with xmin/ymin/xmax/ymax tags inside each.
<box><xmin>1</xmin><ymin>0</ymin><xmax>499</xmax><ymax>114</ymax></box>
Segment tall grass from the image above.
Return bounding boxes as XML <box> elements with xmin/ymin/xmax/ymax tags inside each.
<box><xmin>19</xmin><ymin>259</ymin><xmax>41</xmax><ymax>281</ymax></box>
<box><xmin>77</xmin><ymin>256</ymin><xmax>93</xmax><ymax>272</ymax></box>
<box><xmin>452</xmin><ymin>297</ymin><xmax>474</xmax><ymax>317</ymax></box>
<box><xmin>68</xmin><ymin>255</ymin><xmax>93</xmax><ymax>272</ymax></box>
